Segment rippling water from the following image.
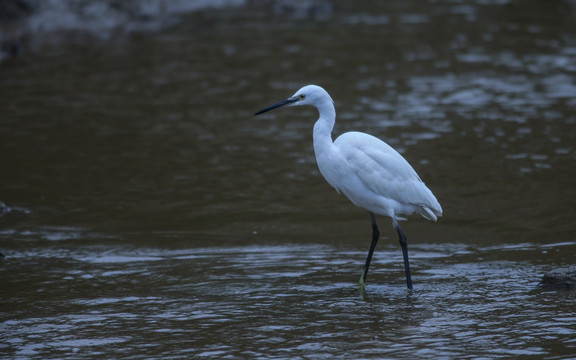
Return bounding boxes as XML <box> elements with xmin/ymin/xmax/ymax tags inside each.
<box><xmin>1</xmin><ymin>0</ymin><xmax>576</xmax><ymax>359</ymax></box>
<box><xmin>1</xmin><ymin>231</ymin><xmax>575</xmax><ymax>359</ymax></box>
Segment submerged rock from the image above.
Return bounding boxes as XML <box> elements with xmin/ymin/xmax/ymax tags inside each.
<box><xmin>541</xmin><ymin>266</ymin><xmax>576</xmax><ymax>289</ymax></box>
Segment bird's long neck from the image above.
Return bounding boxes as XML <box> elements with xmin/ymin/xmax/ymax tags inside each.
<box><xmin>312</xmin><ymin>100</ymin><xmax>336</xmax><ymax>157</ymax></box>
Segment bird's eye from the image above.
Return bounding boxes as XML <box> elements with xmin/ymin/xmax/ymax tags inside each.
<box><xmin>298</xmin><ymin>94</ymin><xmax>306</xmax><ymax>100</ymax></box>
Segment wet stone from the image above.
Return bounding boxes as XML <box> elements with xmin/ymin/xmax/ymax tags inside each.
<box><xmin>541</xmin><ymin>266</ymin><xmax>576</xmax><ymax>289</ymax></box>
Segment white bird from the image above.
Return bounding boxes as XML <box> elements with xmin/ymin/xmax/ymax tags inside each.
<box><xmin>254</xmin><ymin>85</ymin><xmax>442</xmax><ymax>290</ymax></box>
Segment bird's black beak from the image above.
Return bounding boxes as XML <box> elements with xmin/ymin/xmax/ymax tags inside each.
<box><xmin>254</xmin><ymin>97</ymin><xmax>298</xmax><ymax>116</ymax></box>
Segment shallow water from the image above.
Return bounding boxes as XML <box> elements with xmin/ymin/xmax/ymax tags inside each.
<box><xmin>1</xmin><ymin>234</ymin><xmax>575</xmax><ymax>359</ymax></box>
<box><xmin>1</xmin><ymin>0</ymin><xmax>576</xmax><ymax>359</ymax></box>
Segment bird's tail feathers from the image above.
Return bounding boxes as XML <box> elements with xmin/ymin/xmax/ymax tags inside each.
<box><xmin>417</xmin><ymin>205</ymin><xmax>442</xmax><ymax>222</ymax></box>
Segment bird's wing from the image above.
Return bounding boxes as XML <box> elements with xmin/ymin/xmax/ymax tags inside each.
<box><xmin>335</xmin><ymin>132</ymin><xmax>441</xmax><ymax>216</ymax></box>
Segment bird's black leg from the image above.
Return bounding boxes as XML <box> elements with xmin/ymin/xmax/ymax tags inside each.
<box><xmin>360</xmin><ymin>212</ymin><xmax>379</xmax><ymax>287</ymax></box>
<box><xmin>394</xmin><ymin>221</ymin><xmax>413</xmax><ymax>290</ymax></box>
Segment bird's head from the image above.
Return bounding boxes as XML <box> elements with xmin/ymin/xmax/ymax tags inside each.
<box><xmin>254</xmin><ymin>84</ymin><xmax>333</xmax><ymax>115</ymax></box>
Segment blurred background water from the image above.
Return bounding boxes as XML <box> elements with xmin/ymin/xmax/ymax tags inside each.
<box><xmin>1</xmin><ymin>0</ymin><xmax>575</xmax><ymax>359</ymax></box>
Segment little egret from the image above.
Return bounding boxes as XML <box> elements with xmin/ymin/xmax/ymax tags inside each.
<box><xmin>254</xmin><ymin>85</ymin><xmax>442</xmax><ymax>289</ymax></box>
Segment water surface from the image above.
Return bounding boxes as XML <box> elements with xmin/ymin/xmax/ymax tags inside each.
<box><xmin>1</xmin><ymin>0</ymin><xmax>576</xmax><ymax>358</ymax></box>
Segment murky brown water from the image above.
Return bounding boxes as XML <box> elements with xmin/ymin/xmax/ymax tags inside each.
<box><xmin>1</xmin><ymin>1</ymin><xmax>576</xmax><ymax>359</ymax></box>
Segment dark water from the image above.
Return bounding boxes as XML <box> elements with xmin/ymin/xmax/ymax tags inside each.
<box><xmin>1</xmin><ymin>1</ymin><xmax>576</xmax><ymax>359</ymax></box>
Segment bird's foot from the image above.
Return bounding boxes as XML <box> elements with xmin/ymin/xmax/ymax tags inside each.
<box><xmin>358</xmin><ymin>269</ymin><xmax>367</xmax><ymax>291</ymax></box>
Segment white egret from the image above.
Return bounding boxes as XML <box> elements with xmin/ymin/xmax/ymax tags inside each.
<box><xmin>254</xmin><ymin>85</ymin><xmax>442</xmax><ymax>289</ymax></box>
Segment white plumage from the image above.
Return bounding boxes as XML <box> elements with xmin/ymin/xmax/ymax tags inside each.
<box><xmin>255</xmin><ymin>84</ymin><xmax>442</xmax><ymax>290</ymax></box>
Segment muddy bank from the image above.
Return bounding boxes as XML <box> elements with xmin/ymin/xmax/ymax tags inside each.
<box><xmin>0</xmin><ymin>0</ymin><xmax>248</xmax><ymax>60</ymax></box>
<box><xmin>0</xmin><ymin>0</ymin><xmax>333</xmax><ymax>62</ymax></box>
